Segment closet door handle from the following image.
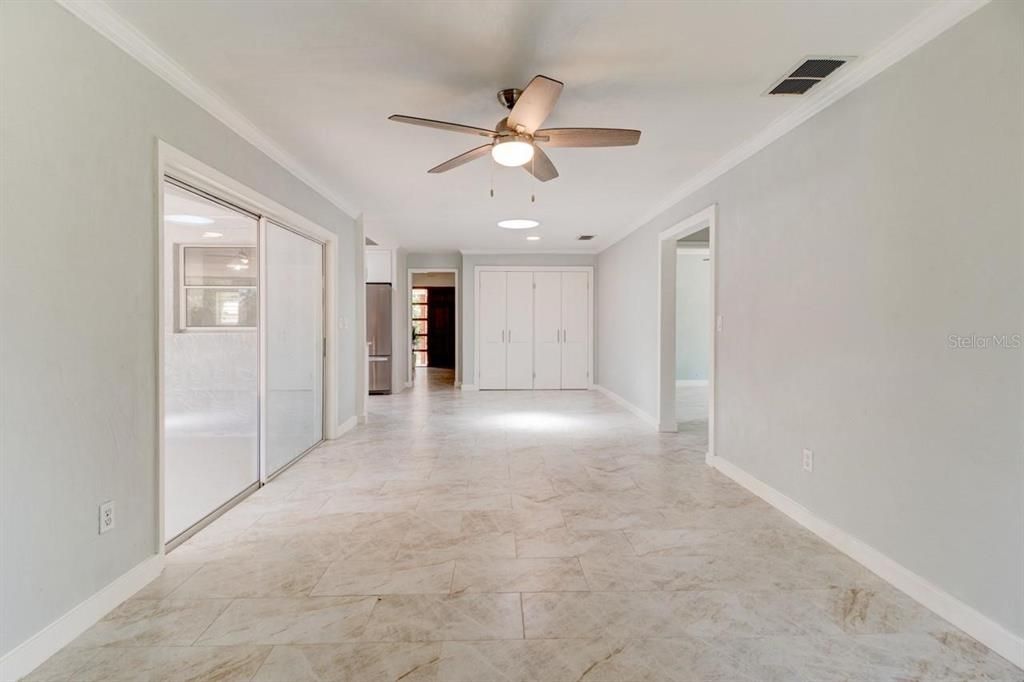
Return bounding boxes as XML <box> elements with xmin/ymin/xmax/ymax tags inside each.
<box><xmin>508</xmin><ymin>329</ymin><xmax>511</xmax><ymax>343</ymax></box>
<box><xmin>501</xmin><ymin>329</ymin><xmax>505</xmax><ymax>343</ymax></box>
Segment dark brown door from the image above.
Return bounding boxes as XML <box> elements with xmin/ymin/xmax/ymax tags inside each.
<box><xmin>427</xmin><ymin>287</ymin><xmax>455</xmax><ymax>369</ymax></box>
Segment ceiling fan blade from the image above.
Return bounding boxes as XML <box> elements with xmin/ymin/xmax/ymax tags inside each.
<box><xmin>507</xmin><ymin>75</ymin><xmax>564</xmax><ymax>134</ymax></box>
<box><xmin>522</xmin><ymin>146</ymin><xmax>558</xmax><ymax>182</ymax></box>
<box><xmin>428</xmin><ymin>144</ymin><xmax>492</xmax><ymax>174</ymax></box>
<box><xmin>534</xmin><ymin>128</ymin><xmax>641</xmax><ymax>147</ymax></box>
<box><xmin>389</xmin><ymin>114</ymin><xmax>496</xmax><ymax>138</ymax></box>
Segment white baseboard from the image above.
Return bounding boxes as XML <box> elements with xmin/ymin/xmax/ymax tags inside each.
<box><xmin>333</xmin><ymin>415</ymin><xmax>358</xmax><ymax>438</ymax></box>
<box><xmin>708</xmin><ymin>455</ymin><xmax>1024</xmax><ymax>670</ymax></box>
<box><xmin>357</xmin><ymin>414</ymin><xmax>368</xmax><ymax>425</ymax></box>
<box><xmin>460</xmin><ymin>383</ymin><xmax>478</xmax><ymax>391</ymax></box>
<box><xmin>0</xmin><ymin>554</ymin><xmax>165</xmax><ymax>681</ymax></box>
<box><xmin>675</xmin><ymin>379</ymin><xmax>709</xmax><ymax>387</ymax></box>
<box><xmin>593</xmin><ymin>384</ymin><xmax>658</xmax><ymax>429</ymax></box>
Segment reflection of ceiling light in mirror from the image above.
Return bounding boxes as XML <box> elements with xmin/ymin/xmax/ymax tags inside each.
<box><xmin>526</xmin><ymin>235</ymin><xmax>541</xmax><ymax>241</ymax></box>
<box><xmin>227</xmin><ymin>263</ymin><xmax>249</xmax><ymax>271</ymax></box>
<box><xmin>165</xmin><ymin>214</ymin><xmax>214</xmax><ymax>225</ymax></box>
<box><xmin>201</xmin><ymin>231</ymin><xmax>223</xmax><ymax>239</ymax></box>
<box><xmin>498</xmin><ymin>219</ymin><xmax>539</xmax><ymax>230</ymax></box>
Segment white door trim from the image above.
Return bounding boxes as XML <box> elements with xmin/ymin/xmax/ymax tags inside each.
<box><xmin>656</xmin><ymin>205</ymin><xmax>717</xmax><ymax>457</ymax></box>
<box><xmin>157</xmin><ymin>140</ymin><xmax>340</xmax><ymax>549</ymax></box>
<box><xmin>406</xmin><ymin>268</ymin><xmax>460</xmax><ymax>385</ymax></box>
<box><xmin>473</xmin><ymin>266</ymin><xmax>594</xmax><ymax>389</ymax></box>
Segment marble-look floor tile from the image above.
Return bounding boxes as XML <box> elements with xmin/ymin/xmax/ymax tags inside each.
<box><xmin>70</xmin><ymin>599</ymin><xmax>229</xmax><ymax>648</ymax></box>
<box><xmin>196</xmin><ymin>597</ymin><xmax>378</xmax><ymax>645</ymax></box>
<box><xmin>311</xmin><ymin>560</ymin><xmax>454</xmax><ymax>596</ymax></box>
<box><xmin>251</xmin><ymin>643</ymin><xmax>441</xmax><ymax>682</ymax></box>
<box><xmin>439</xmin><ymin>638</ymin><xmax>754</xmax><ymax>682</ymax></box>
<box><xmin>397</xmin><ymin>530</ymin><xmax>516</xmax><ymax>562</ymax></box>
<box><xmin>172</xmin><ymin>560</ymin><xmax>329</xmax><ymax>598</ymax></box>
<box><xmin>19</xmin><ymin>647</ymin><xmax>98</xmax><ymax>681</ymax></box>
<box><xmin>852</xmin><ymin>631</ymin><xmax>1024</xmax><ymax>681</ymax></box>
<box><xmin>23</xmin><ymin>377</ymin><xmax>1021</xmax><ymax>682</ymax></box>
<box><xmin>523</xmin><ymin>592</ymin><xmax>694</xmax><ymax>639</ymax></box>
<box><xmin>415</xmin><ymin>491</ymin><xmax>511</xmax><ymax>512</ymax></box>
<box><xmin>61</xmin><ymin>645</ymin><xmax>270</xmax><ymax>681</ymax></box>
<box><xmin>811</xmin><ymin>584</ymin><xmax>950</xmax><ymax>635</ymax></box>
<box><xmin>451</xmin><ymin>558</ymin><xmax>588</xmax><ymax>593</ymax></box>
<box><xmin>515</xmin><ymin>527</ymin><xmax>635</xmax><ymax>558</ymax></box>
<box><xmin>460</xmin><ymin>508</ymin><xmax>565</xmax><ymax>535</ymax></box>
<box><xmin>362</xmin><ymin>593</ymin><xmax>523</xmax><ymax>641</ymax></box>
<box><xmin>132</xmin><ymin>563</ymin><xmax>203</xmax><ymax>599</ymax></box>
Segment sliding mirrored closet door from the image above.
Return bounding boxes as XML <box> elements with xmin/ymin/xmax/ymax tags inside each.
<box><xmin>263</xmin><ymin>221</ymin><xmax>325</xmax><ymax>478</ymax></box>
<box><xmin>163</xmin><ymin>179</ymin><xmax>260</xmax><ymax>542</ymax></box>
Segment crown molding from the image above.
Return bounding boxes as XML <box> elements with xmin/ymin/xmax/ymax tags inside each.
<box><xmin>55</xmin><ymin>0</ymin><xmax>359</xmax><ymax>220</ymax></box>
<box><xmin>599</xmin><ymin>0</ymin><xmax>990</xmax><ymax>252</ymax></box>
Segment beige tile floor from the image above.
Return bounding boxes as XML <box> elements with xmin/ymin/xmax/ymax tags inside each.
<box><xmin>25</xmin><ymin>368</ymin><xmax>1022</xmax><ymax>681</ymax></box>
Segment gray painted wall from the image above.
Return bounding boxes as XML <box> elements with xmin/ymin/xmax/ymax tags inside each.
<box><xmin>675</xmin><ymin>252</ymin><xmax>711</xmax><ymax>381</ymax></box>
<box><xmin>460</xmin><ymin>253</ymin><xmax>597</xmax><ymax>384</ymax></box>
<box><xmin>0</xmin><ymin>1</ymin><xmax>358</xmax><ymax>655</ymax></box>
<box><xmin>597</xmin><ymin>2</ymin><xmax>1023</xmax><ymax>637</ymax></box>
<box><xmin>406</xmin><ymin>252</ymin><xmax>462</xmax><ymax>270</ymax></box>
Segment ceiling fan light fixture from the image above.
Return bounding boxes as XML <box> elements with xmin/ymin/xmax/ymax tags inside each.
<box><xmin>497</xmin><ymin>219</ymin><xmax>539</xmax><ymax>230</ymax></box>
<box><xmin>491</xmin><ymin>138</ymin><xmax>534</xmax><ymax>167</ymax></box>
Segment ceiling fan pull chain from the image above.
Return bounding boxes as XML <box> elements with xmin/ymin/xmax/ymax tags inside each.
<box><xmin>490</xmin><ymin>161</ymin><xmax>494</xmax><ymax>198</ymax></box>
<box><xmin>531</xmin><ymin>154</ymin><xmax>537</xmax><ymax>203</ymax></box>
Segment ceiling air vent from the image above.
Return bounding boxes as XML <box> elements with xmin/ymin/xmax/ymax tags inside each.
<box><xmin>766</xmin><ymin>56</ymin><xmax>852</xmax><ymax>96</ymax></box>
<box><xmin>576</xmin><ymin>234</ymin><xmax>595</xmax><ymax>241</ymax></box>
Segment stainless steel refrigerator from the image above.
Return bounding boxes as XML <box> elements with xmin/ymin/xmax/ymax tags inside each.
<box><xmin>366</xmin><ymin>283</ymin><xmax>393</xmax><ymax>394</ymax></box>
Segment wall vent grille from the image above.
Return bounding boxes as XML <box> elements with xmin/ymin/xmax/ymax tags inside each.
<box><xmin>766</xmin><ymin>56</ymin><xmax>852</xmax><ymax>96</ymax></box>
<box><xmin>576</xmin><ymin>234</ymin><xmax>595</xmax><ymax>241</ymax></box>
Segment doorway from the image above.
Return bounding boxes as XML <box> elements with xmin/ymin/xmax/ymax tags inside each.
<box><xmin>408</xmin><ymin>269</ymin><xmax>459</xmax><ymax>387</ymax></box>
<box><xmin>674</xmin><ymin>236</ymin><xmax>710</xmax><ymax>451</ymax></box>
<box><xmin>657</xmin><ymin>204</ymin><xmax>717</xmax><ymax>461</ymax></box>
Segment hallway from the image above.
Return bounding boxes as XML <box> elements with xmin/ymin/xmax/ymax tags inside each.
<box><xmin>27</xmin><ymin>385</ymin><xmax>1019</xmax><ymax>680</ymax></box>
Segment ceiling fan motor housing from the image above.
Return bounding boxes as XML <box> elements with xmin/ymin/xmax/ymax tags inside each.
<box><xmin>497</xmin><ymin>88</ymin><xmax>522</xmax><ymax>110</ymax></box>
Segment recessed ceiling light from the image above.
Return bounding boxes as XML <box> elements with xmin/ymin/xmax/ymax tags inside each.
<box><xmin>165</xmin><ymin>214</ymin><xmax>214</xmax><ymax>225</ymax></box>
<box><xmin>498</xmin><ymin>219</ymin><xmax>539</xmax><ymax>230</ymax></box>
<box><xmin>201</xmin><ymin>231</ymin><xmax>223</xmax><ymax>239</ymax></box>
<box><xmin>526</xmin><ymin>235</ymin><xmax>541</xmax><ymax>241</ymax></box>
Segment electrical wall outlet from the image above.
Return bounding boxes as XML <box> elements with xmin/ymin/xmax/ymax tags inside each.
<box><xmin>99</xmin><ymin>501</ymin><xmax>115</xmax><ymax>534</ymax></box>
<box><xmin>802</xmin><ymin>449</ymin><xmax>814</xmax><ymax>473</ymax></box>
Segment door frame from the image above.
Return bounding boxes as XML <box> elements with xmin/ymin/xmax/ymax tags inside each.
<box><xmin>406</xmin><ymin>268</ymin><xmax>460</xmax><ymax>385</ymax></box>
<box><xmin>472</xmin><ymin>265</ymin><xmax>594</xmax><ymax>390</ymax></box>
<box><xmin>157</xmin><ymin>141</ymin><xmax>340</xmax><ymax>551</ymax></box>
<box><xmin>656</xmin><ymin>204</ymin><xmax>717</xmax><ymax>462</ymax></box>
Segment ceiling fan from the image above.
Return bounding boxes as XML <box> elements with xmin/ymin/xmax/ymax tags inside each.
<box><xmin>388</xmin><ymin>75</ymin><xmax>641</xmax><ymax>182</ymax></box>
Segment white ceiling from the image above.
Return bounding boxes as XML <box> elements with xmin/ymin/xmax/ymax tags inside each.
<box><xmin>107</xmin><ymin>0</ymin><xmax>937</xmax><ymax>253</ymax></box>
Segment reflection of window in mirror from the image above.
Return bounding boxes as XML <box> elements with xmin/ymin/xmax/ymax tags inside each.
<box><xmin>178</xmin><ymin>245</ymin><xmax>258</xmax><ymax>331</ymax></box>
